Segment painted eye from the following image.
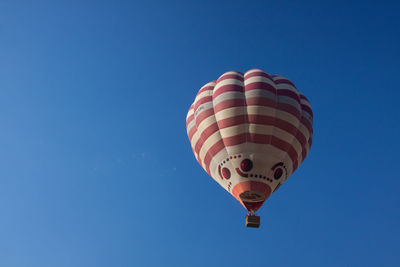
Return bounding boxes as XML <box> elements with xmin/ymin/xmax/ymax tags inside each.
<box><xmin>240</xmin><ymin>159</ymin><xmax>253</xmax><ymax>172</ymax></box>
<box><xmin>274</xmin><ymin>168</ymin><xmax>283</xmax><ymax>180</ymax></box>
<box><xmin>222</xmin><ymin>167</ymin><xmax>231</xmax><ymax>179</ymax></box>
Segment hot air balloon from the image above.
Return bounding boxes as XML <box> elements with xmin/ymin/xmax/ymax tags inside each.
<box><xmin>186</xmin><ymin>69</ymin><xmax>313</xmax><ymax>228</ymax></box>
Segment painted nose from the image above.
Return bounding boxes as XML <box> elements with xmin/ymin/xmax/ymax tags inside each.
<box><xmin>232</xmin><ymin>181</ymin><xmax>272</xmax><ymax>212</ymax></box>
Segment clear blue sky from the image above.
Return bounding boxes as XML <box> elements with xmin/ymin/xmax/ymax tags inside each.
<box><xmin>1</xmin><ymin>1</ymin><xmax>399</xmax><ymax>266</ymax></box>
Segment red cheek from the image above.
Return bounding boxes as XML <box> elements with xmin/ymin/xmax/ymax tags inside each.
<box><xmin>222</xmin><ymin>168</ymin><xmax>231</xmax><ymax>179</ymax></box>
<box><xmin>274</xmin><ymin>168</ymin><xmax>283</xmax><ymax>179</ymax></box>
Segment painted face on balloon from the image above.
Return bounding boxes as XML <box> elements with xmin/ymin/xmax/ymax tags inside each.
<box><xmin>217</xmin><ymin>154</ymin><xmax>288</xmax><ymax>183</ymax></box>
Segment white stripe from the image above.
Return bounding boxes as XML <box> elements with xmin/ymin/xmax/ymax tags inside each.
<box><xmin>244</xmin><ymin>69</ymin><xmax>266</xmax><ymax>77</ymax></box>
<box><xmin>187</xmin><ymin>120</ymin><xmax>196</xmax><ymax>134</ymax></box>
<box><xmin>276</xmin><ymin>84</ymin><xmax>299</xmax><ymax>95</ymax></box>
<box><xmin>198</xmin><ymin>131</ymin><xmax>223</xmax><ymax>163</ymax></box>
<box><xmin>215</xmin><ymin>106</ymin><xmax>247</xmax><ymax>119</ymax></box>
<box><xmin>277</xmin><ymin>95</ymin><xmax>301</xmax><ymax>108</ymax></box>
<box><xmin>219</xmin><ymin>71</ymin><xmax>243</xmax><ymax>79</ymax></box>
<box><xmin>194</xmin><ymin>102</ymin><xmax>213</xmax><ymax>120</ymax></box>
<box><xmin>213</xmin><ymin>91</ymin><xmax>244</xmax><ymax>105</ymax></box>
<box><xmin>245</xmin><ymin>76</ymin><xmax>275</xmax><ymax>87</ymax></box>
<box><xmin>245</xmin><ymin>89</ymin><xmax>276</xmax><ymax>101</ymax></box>
<box><xmin>186</xmin><ymin>106</ymin><xmax>194</xmax><ymax>121</ymax></box>
<box><xmin>194</xmin><ymin>90</ymin><xmax>212</xmax><ymax>104</ymax></box>
<box><xmin>214</xmin><ymin>78</ymin><xmax>243</xmax><ymax>92</ymax></box>
<box><xmin>300</xmin><ymin>98</ymin><xmax>311</xmax><ymax>108</ymax></box>
<box><xmin>199</xmin><ymin>82</ymin><xmax>215</xmax><ymax>90</ymax></box>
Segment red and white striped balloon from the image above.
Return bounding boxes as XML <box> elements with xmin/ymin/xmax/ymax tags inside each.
<box><xmin>186</xmin><ymin>69</ymin><xmax>313</xmax><ymax>212</ymax></box>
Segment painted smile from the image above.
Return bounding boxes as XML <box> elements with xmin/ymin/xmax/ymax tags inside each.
<box><xmin>235</xmin><ymin>168</ymin><xmax>248</xmax><ymax>178</ymax></box>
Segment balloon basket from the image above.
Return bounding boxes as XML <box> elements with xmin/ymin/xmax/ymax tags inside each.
<box><xmin>246</xmin><ymin>215</ymin><xmax>260</xmax><ymax>228</ymax></box>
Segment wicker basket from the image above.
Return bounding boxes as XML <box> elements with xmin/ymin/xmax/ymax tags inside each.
<box><xmin>246</xmin><ymin>215</ymin><xmax>260</xmax><ymax>228</ymax></box>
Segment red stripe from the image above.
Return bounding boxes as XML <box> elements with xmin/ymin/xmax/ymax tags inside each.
<box><xmin>217</xmin><ymin>115</ymin><xmax>247</xmax><ymax>128</ymax></box>
<box><xmin>296</xmin><ymin>131</ymin><xmax>309</xmax><ymax>161</ymax></box>
<box><xmin>190</xmin><ymin>147</ymin><xmax>202</xmax><ymax>167</ymax></box>
<box><xmin>213</xmin><ymin>84</ymin><xmax>244</xmax><ymax>99</ymax></box>
<box><xmin>188</xmin><ymin>126</ymin><xmax>197</xmax><ymax>141</ymax></box>
<box><xmin>196</xmin><ymin>84</ymin><xmax>214</xmax><ymax>96</ymax></box>
<box><xmin>201</xmin><ymin>122</ymin><xmax>219</xmax><ymax>140</ymax></box>
<box><xmin>301</xmin><ymin>104</ymin><xmax>313</xmax><ymax>118</ymax></box>
<box><xmin>244</xmin><ymin>71</ymin><xmax>273</xmax><ymax>80</ymax></box>
<box><xmin>301</xmin><ymin>116</ymin><xmax>313</xmax><ymax>134</ymax></box>
<box><xmin>245</xmin><ymin>82</ymin><xmax>276</xmax><ymax>94</ymax></box>
<box><xmin>277</xmin><ymin>89</ymin><xmax>300</xmax><ymax>104</ymax></box>
<box><xmin>247</xmin><ymin>114</ymin><xmax>274</xmax><ymax>126</ymax></box>
<box><xmin>194</xmin><ymin>96</ymin><xmax>212</xmax><ymax>109</ymax></box>
<box><xmin>217</xmin><ymin>73</ymin><xmax>243</xmax><ymax>83</ymax></box>
<box><xmin>203</xmin><ymin>139</ymin><xmax>226</xmax><ymax>174</ymax></box>
<box><xmin>273</xmin><ymin>78</ymin><xmax>296</xmax><ymax>88</ymax></box>
<box><xmin>195</xmin><ymin>108</ymin><xmax>215</xmax><ymax>126</ymax></box>
<box><xmin>299</xmin><ymin>132</ymin><xmax>313</xmax><ymax>165</ymax></box>
<box><xmin>224</xmin><ymin>132</ymin><xmax>247</xmax><ymax>146</ymax></box>
<box><xmin>285</xmin><ymin>144</ymin><xmax>299</xmax><ymax>171</ymax></box>
<box><xmin>248</xmin><ymin>115</ymin><xmax>307</xmax><ymax>147</ymax></box>
<box><xmin>200</xmin><ymin>122</ymin><xmax>219</xmax><ymax>142</ymax></box>
<box><xmin>275</xmin><ymin>119</ymin><xmax>306</xmax><ymax>147</ymax></box>
<box><xmin>194</xmin><ymin>122</ymin><xmax>220</xmax><ymax>156</ymax></box>
<box><xmin>213</xmin><ymin>98</ymin><xmax>245</xmax><ymax>113</ymax></box>
<box><xmin>300</xmin><ymin>94</ymin><xmax>310</xmax><ymax>102</ymax></box>
<box><xmin>276</xmin><ymin>102</ymin><xmax>301</xmax><ymax>119</ymax></box>
<box><xmin>246</xmin><ymin>97</ymin><xmax>301</xmax><ymax>119</ymax></box>
<box><xmin>300</xmin><ymin>136</ymin><xmax>312</xmax><ymax>164</ymax></box>
<box><xmin>246</xmin><ymin>96</ymin><xmax>276</xmax><ymax>108</ymax></box>
<box><xmin>194</xmin><ymin>138</ymin><xmax>202</xmax><ymax>157</ymax></box>
<box><xmin>186</xmin><ymin>114</ymin><xmax>194</xmax><ymax>127</ymax></box>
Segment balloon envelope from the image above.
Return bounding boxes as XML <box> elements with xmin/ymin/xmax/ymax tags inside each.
<box><xmin>186</xmin><ymin>69</ymin><xmax>313</xmax><ymax>212</ymax></box>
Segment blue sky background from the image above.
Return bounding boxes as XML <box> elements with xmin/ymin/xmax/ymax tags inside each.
<box><xmin>1</xmin><ymin>1</ymin><xmax>400</xmax><ymax>266</ymax></box>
